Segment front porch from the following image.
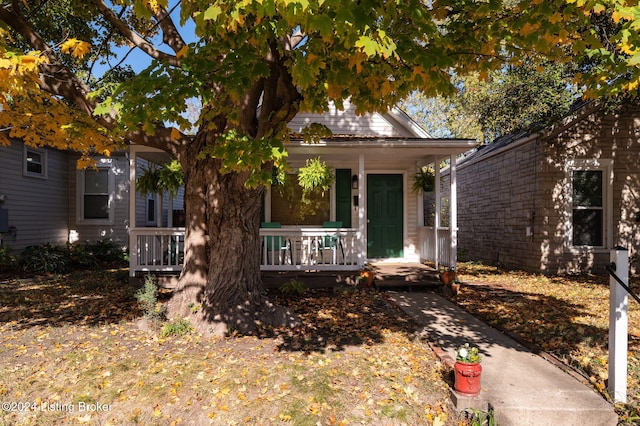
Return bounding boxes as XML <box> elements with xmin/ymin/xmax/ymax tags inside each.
<box><xmin>127</xmin><ymin>114</ymin><xmax>475</xmax><ymax>277</ymax></box>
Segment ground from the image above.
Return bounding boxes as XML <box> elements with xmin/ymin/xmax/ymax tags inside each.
<box><xmin>0</xmin><ymin>270</ymin><xmax>459</xmax><ymax>425</ymax></box>
<box><xmin>451</xmin><ymin>263</ymin><xmax>640</xmax><ymax>422</ymax></box>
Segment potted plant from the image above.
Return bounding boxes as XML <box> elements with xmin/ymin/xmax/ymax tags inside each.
<box><xmin>454</xmin><ymin>343</ymin><xmax>482</xmax><ymax>396</ymax></box>
<box><xmin>357</xmin><ymin>264</ymin><xmax>376</xmax><ymax>287</ymax></box>
<box><xmin>439</xmin><ymin>266</ymin><xmax>456</xmax><ymax>286</ymax></box>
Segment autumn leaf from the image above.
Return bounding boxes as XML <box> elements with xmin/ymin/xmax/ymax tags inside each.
<box><xmin>59</xmin><ymin>38</ymin><xmax>91</xmax><ymax>58</ymax></box>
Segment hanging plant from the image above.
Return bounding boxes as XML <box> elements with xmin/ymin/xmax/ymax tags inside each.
<box><xmin>412</xmin><ymin>166</ymin><xmax>435</xmax><ymax>193</ymax></box>
<box><xmin>297</xmin><ymin>157</ymin><xmax>335</xmax><ymax>195</ymax></box>
<box><xmin>136</xmin><ymin>160</ymin><xmax>184</xmax><ymax>196</ymax></box>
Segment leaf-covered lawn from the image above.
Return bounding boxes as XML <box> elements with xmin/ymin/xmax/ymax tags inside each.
<box><xmin>454</xmin><ymin>262</ymin><xmax>640</xmax><ymax>420</ymax></box>
<box><xmin>0</xmin><ymin>271</ymin><xmax>458</xmax><ymax>425</ymax></box>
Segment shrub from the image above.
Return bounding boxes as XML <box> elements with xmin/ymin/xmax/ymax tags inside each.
<box><xmin>160</xmin><ymin>318</ymin><xmax>193</xmax><ymax>338</ymax></box>
<box><xmin>135</xmin><ymin>275</ymin><xmax>165</xmax><ymax>321</ymax></box>
<box><xmin>0</xmin><ymin>246</ymin><xmax>16</xmax><ymax>272</ymax></box>
<box><xmin>280</xmin><ymin>279</ymin><xmax>307</xmax><ymax>294</ymax></box>
<box><xmin>85</xmin><ymin>239</ymin><xmax>128</xmax><ymax>265</ymax></box>
<box><xmin>19</xmin><ymin>244</ymin><xmax>69</xmax><ymax>274</ymax></box>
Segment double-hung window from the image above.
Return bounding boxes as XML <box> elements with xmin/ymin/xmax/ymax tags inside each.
<box><xmin>566</xmin><ymin>159</ymin><xmax>612</xmax><ymax>249</ymax></box>
<box><xmin>77</xmin><ymin>160</ymin><xmax>114</xmax><ymax>224</ymax></box>
<box><xmin>23</xmin><ymin>146</ymin><xmax>47</xmax><ymax>178</ymax></box>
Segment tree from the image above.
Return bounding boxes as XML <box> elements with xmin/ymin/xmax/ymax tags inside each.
<box><xmin>2</xmin><ymin>0</ymin><xmax>640</xmax><ymax>336</ymax></box>
<box><xmin>403</xmin><ymin>57</ymin><xmax>581</xmax><ymax>144</ymax></box>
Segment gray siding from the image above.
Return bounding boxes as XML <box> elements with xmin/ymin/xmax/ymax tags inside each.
<box><xmin>0</xmin><ymin>141</ymin><xmax>70</xmax><ymax>252</ymax></box>
<box><xmin>68</xmin><ymin>153</ymin><xmax>130</xmax><ymax>248</ymax></box>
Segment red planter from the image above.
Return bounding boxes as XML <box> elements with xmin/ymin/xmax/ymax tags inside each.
<box><xmin>439</xmin><ymin>271</ymin><xmax>456</xmax><ymax>285</ymax></box>
<box><xmin>454</xmin><ymin>361</ymin><xmax>482</xmax><ymax>396</ymax></box>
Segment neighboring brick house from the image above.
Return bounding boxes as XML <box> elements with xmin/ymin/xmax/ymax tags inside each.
<box><xmin>445</xmin><ymin>101</ymin><xmax>640</xmax><ymax>274</ymax></box>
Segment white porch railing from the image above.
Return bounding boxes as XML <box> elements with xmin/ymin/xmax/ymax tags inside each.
<box><xmin>129</xmin><ymin>227</ymin><xmax>362</xmax><ymax>276</ymax></box>
<box><xmin>130</xmin><ymin>228</ymin><xmax>185</xmax><ymax>276</ymax></box>
<box><xmin>419</xmin><ymin>226</ymin><xmax>452</xmax><ymax>268</ymax></box>
<box><xmin>260</xmin><ymin>228</ymin><xmax>361</xmax><ymax>271</ymax></box>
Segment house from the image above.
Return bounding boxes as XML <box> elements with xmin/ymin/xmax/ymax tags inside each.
<box><xmin>0</xmin><ymin>140</ymin><xmax>130</xmax><ymax>252</ymax></box>
<box><xmin>129</xmin><ymin>100</ymin><xmax>477</xmax><ymax>276</ymax></box>
<box><xmin>445</xmin><ymin>101</ymin><xmax>640</xmax><ymax>274</ymax></box>
<box><xmin>0</xmin><ymin>101</ymin><xmax>477</xmax><ymax>274</ymax></box>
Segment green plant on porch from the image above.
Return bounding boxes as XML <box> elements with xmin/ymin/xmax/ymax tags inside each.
<box><xmin>136</xmin><ymin>159</ymin><xmax>184</xmax><ymax>197</ymax></box>
<box><xmin>412</xmin><ymin>165</ymin><xmax>435</xmax><ymax>193</ymax></box>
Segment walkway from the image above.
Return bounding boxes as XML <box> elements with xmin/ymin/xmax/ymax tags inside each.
<box><xmin>388</xmin><ymin>291</ymin><xmax>618</xmax><ymax>426</ymax></box>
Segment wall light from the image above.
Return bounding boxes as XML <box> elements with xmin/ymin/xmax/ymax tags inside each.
<box><xmin>352</xmin><ymin>174</ymin><xmax>359</xmax><ymax>189</ymax></box>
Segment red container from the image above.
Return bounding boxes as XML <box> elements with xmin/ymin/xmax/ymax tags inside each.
<box><xmin>454</xmin><ymin>362</ymin><xmax>482</xmax><ymax>396</ymax></box>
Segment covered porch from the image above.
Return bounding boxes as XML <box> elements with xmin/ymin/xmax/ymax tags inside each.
<box><xmin>128</xmin><ymin>138</ymin><xmax>475</xmax><ymax>277</ymax></box>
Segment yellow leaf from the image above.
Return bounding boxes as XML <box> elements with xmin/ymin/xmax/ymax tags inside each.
<box><xmin>170</xmin><ymin>127</ymin><xmax>181</xmax><ymax>140</ymax></box>
<box><xmin>176</xmin><ymin>45</ymin><xmax>188</xmax><ymax>59</ymax></box>
<box><xmin>60</xmin><ymin>38</ymin><xmax>92</xmax><ymax>58</ymax></box>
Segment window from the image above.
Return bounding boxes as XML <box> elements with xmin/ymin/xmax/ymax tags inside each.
<box><xmin>23</xmin><ymin>147</ymin><xmax>47</xmax><ymax>178</ymax></box>
<box><xmin>567</xmin><ymin>159</ymin><xmax>612</xmax><ymax>249</ymax></box>
<box><xmin>77</xmin><ymin>161</ymin><xmax>114</xmax><ymax>224</ymax></box>
<box><xmin>270</xmin><ymin>175</ymin><xmax>330</xmax><ymax>225</ymax></box>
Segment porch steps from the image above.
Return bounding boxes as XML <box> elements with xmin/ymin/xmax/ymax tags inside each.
<box><xmin>262</xmin><ymin>262</ymin><xmax>442</xmax><ymax>290</ymax></box>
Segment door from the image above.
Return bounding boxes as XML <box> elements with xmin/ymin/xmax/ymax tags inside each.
<box><xmin>367</xmin><ymin>174</ymin><xmax>403</xmax><ymax>258</ymax></box>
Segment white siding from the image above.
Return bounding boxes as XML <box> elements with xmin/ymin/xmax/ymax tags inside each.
<box><xmin>288</xmin><ymin>101</ymin><xmax>407</xmax><ymax>137</ymax></box>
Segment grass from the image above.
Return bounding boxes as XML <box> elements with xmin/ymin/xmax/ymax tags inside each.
<box><xmin>0</xmin><ymin>270</ymin><xmax>457</xmax><ymax>425</ymax></box>
<box><xmin>453</xmin><ymin>261</ymin><xmax>640</xmax><ymax>422</ymax></box>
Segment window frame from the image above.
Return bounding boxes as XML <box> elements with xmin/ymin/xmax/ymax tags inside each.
<box><xmin>565</xmin><ymin>159</ymin><xmax>613</xmax><ymax>251</ymax></box>
<box><xmin>76</xmin><ymin>159</ymin><xmax>115</xmax><ymax>225</ymax></box>
<box><xmin>23</xmin><ymin>146</ymin><xmax>48</xmax><ymax>179</ymax></box>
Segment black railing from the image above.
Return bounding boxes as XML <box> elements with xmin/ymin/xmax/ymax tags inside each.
<box><xmin>605</xmin><ymin>262</ymin><xmax>640</xmax><ymax>304</ymax></box>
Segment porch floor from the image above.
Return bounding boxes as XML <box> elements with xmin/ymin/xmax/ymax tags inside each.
<box><xmin>262</xmin><ymin>262</ymin><xmax>441</xmax><ymax>290</ymax></box>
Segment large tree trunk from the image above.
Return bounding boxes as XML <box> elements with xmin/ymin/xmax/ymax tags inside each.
<box><xmin>166</xmin><ymin>141</ymin><xmax>299</xmax><ymax>337</ymax></box>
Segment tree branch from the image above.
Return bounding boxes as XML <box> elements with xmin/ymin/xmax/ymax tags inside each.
<box><xmin>0</xmin><ymin>3</ymin><xmax>97</xmax><ymax>117</ymax></box>
<box><xmin>92</xmin><ymin>0</ymin><xmax>180</xmax><ymax>67</ymax></box>
<box><xmin>153</xmin><ymin>5</ymin><xmax>186</xmax><ymax>54</ymax></box>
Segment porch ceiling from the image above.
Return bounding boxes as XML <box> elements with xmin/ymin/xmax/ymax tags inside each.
<box><xmin>285</xmin><ymin>138</ymin><xmax>478</xmax><ymax>164</ymax></box>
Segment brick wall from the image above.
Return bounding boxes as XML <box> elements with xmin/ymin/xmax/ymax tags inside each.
<box><xmin>447</xmin><ymin>104</ymin><xmax>640</xmax><ymax>274</ymax></box>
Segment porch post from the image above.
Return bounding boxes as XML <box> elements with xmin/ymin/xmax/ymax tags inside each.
<box><xmin>449</xmin><ymin>153</ymin><xmax>457</xmax><ymax>269</ymax></box>
<box><xmin>129</xmin><ymin>146</ymin><xmax>137</xmax><ymax>277</ymax></box>
<box><xmin>416</xmin><ymin>163</ymin><xmax>424</xmax><ymax>228</ymax></box>
<box><xmin>358</xmin><ymin>153</ymin><xmax>365</xmax><ymax>267</ymax></box>
<box><xmin>434</xmin><ymin>158</ymin><xmax>441</xmax><ymax>269</ymax></box>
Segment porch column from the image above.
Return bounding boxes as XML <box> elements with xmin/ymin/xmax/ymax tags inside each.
<box><xmin>358</xmin><ymin>153</ymin><xmax>365</xmax><ymax>267</ymax></box>
<box><xmin>416</xmin><ymin>163</ymin><xmax>424</xmax><ymax>228</ymax></box>
<box><xmin>434</xmin><ymin>158</ymin><xmax>441</xmax><ymax>269</ymax></box>
<box><xmin>449</xmin><ymin>153</ymin><xmax>457</xmax><ymax>269</ymax></box>
<box><xmin>129</xmin><ymin>146</ymin><xmax>137</xmax><ymax>277</ymax></box>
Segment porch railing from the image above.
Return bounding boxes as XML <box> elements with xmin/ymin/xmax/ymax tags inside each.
<box><xmin>260</xmin><ymin>228</ymin><xmax>361</xmax><ymax>271</ymax></box>
<box><xmin>129</xmin><ymin>227</ymin><xmax>362</xmax><ymax>276</ymax></box>
<box><xmin>419</xmin><ymin>226</ymin><xmax>452</xmax><ymax>267</ymax></box>
<box><xmin>130</xmin><ymin>228</ymin><xmax>185</xmax><ymax>276</ymax></box>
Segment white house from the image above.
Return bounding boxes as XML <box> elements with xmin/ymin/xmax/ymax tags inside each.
<box><xmin>128</xmin><ymin>101</ymin><xmax>477</xmax><ymax>276</ymax></box>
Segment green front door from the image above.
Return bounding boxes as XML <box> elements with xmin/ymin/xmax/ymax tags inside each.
<box><xmin>367</xmin><ymin>174</ymin><xmax>403</xmax><ymax>258</ymax></box>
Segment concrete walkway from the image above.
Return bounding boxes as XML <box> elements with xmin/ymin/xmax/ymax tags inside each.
<box><xmin>388</xmin><ymin>291</ymin><xmax>619</xmax><ymax>426</ymax></box>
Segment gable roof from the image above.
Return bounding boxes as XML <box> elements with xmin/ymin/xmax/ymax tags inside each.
<box><xmin>287</xmin><ymin>99</ymin><xmax>431</xmax><ymax>138</ymax></box>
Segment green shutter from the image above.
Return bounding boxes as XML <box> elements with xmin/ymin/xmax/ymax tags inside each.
<box><xmin>335</xmin><ymin>169</ymin><xmax>352</xmax><ymax>228</ymax></box>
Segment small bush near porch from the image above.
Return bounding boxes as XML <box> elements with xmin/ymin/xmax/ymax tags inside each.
<box><xmin>0</xmin><ymin>270</ymin><xmax>460</xmax><ymax>425</ymax></box>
